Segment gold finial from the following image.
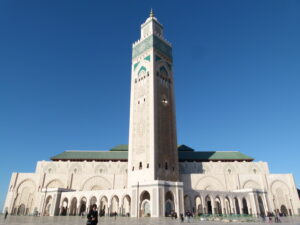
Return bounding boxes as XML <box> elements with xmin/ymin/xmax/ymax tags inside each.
<box><xmin>150</xmin><ymin>8</ymin><xmax>154</xmax><ymax>17</ymax></box>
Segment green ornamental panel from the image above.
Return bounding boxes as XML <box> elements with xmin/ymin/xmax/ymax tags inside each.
<box><xmin>133</xmin><ymin>62</ymin><xmax>140</xmax><ymax>71</ymax></box>
<box><xmin>144</xmin><ymin>55</ymin><xmax>151</xmax><ymax>61</ymax></box>
<box><xmin>132</xmin><ymin>35</ymin><xmax>172</xmax><ymax>60</ymax></box>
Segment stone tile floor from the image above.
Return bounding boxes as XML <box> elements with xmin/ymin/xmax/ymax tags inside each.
<box><xmin>0</xmin><ymin>216</ymin><xmax>300</xmax><ymax>225</ymax></box>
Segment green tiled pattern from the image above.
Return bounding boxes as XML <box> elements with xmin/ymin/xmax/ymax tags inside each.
<box><xmin>51</xmin><ymin>145</ymin><xmax>253</xmax><ymax>161</ymax></box>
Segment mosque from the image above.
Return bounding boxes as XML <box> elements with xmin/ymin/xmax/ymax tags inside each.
<box><xmin>3</xmin><ymin>11</ymin><xmax>300</xmax><ymax>218</ymax></box>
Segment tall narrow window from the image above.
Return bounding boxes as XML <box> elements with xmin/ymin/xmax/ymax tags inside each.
<box><xmin>139</xmin><ymin>162</ymin><xmax>142</xmax><ymax>170</ymax></box>
<box><xmin>165</xmin><ymin>162</ymin><xmax>168</xmax><ymax>170</ymax></box>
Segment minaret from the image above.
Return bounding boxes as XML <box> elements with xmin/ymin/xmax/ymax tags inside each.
<box><xmin>128</xmin><ymin>10</ymin><xmax>179</xmax><ymax>186</ymax></box>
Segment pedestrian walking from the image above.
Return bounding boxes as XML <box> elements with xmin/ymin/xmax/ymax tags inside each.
<box><xmin>4</xmin><ymin>211</ymin><xmax>8</xmax><ymax>220</ymax></box>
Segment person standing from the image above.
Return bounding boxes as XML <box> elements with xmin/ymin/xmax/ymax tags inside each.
<box><xmin>4</xmin><ymin>211</ymin><xmax>8</xmax><ymax>220</ymax></box>
<box><xmin>180</xmin><ymin>213</ymin><xmax>184</xmax><ymax>222</ymax></box>
<box><xmin>87</xmin><ymin>204</ymin><xmax>98</xmax><ymax>225</ymax></box>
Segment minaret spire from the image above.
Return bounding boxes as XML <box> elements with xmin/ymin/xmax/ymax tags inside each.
<box><xmin>150</xmin><ymin>8</ymin><xmax>154</xmax><ymax>18</ymax></box>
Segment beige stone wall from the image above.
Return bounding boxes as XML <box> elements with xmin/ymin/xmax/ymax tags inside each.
<box><xmin>3</xmin><ymin>160</ymin><xmax>300</xmax><ymax>216</ymax></box>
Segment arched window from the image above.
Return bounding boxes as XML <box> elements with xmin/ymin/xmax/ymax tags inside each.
<box><xmin>165</xmin><ymin>162</ymin><xmax>168</xmax><ymax>170</ymax></box>
<box><xmin>139</xmin><ymin>162</ymin><xmax>142</xmax><ymax>170</ymax></box>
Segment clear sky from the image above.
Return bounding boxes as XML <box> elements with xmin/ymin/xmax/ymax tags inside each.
<box><xmin>0</xmin><ymin>0</ymin><xmax>300</xmax><ymax>210</ymax></box>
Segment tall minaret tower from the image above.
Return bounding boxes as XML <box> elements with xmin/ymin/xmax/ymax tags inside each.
<box><xmin>128</xmin><ymin>10</ymin><xmax>179</xmax><ymax>186</ymax></box>
<box><xmin>128</xmin><ymin>11</ymin><xmax>183</xmax><ymax>217</ymax></box>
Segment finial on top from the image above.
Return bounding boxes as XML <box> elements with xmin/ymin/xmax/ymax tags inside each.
<box><xmin>150</xmin><ymin>8</ymin><xmax>154</xmax><ymax>17</ymax></box>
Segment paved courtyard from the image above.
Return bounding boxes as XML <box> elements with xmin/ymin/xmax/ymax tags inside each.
<box><xmin>0</xmin><ymin>216</ymin><xmax>300</xmax><ymax>225</ymax></box>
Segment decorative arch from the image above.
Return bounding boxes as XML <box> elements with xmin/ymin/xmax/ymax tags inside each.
<box><xmin>270</xmin><ymin>180</ymin><xmax>290</xmax><ymax>195</ymax></box>
<box><xmin>234</xmin><ymin>197</ymin><xmax>240</xmax><ymax>215</ymax></box>
<box><xmin>79</xmin><ymin>197</ymin><xmax>87</xmax><ymax>216</ymax></box>
<box><xmin>99</xmin><ymin>196</ymin><xmax>108</xmax><ymax>216</ymax></box>
<box><xmin>17</xmin><ymin>179</ymin><xmax>36</xmax><ymax>192</ymax></box>
<box><xmin>214</xmin><ymin>196</ymin><xmax>222</xmax><ymax>215</ymax></box>
<box><xmin>165</xmin><ymin>191</ymin><xmax>175</xmax><ymax>217</ymax></box>
<box><xmin>110</xmin><ymin>195</ymin><xmax>119</xmax><ymax>215</ymax></box>
<box><xmin>205</xmin><ymin>195</ymin><xmax>212</xmax><ymax>214</ymax></box>
<box><xmin>43</xmin><ymin>195</ymin><xmax>53</xmax><ymax>216</ymax></box>
<box><xmin>60</xmin><ymin>197</ymin><xmax>68</xmax><ymax>216</ymax></box>
<box><xmin>140</xmin><ymin>191</ymin><xmax>151</xmax><ymax>217</ymax></box>
<box><xmin>81</xmin><ymin>176</ymin><xmax>111</xmax><ymax>191</ymax></box>
<box><xmin>159</xmin><ymin>66</ymin><xmax>169</xmax><ymax>77</ymax></box>
<box><xmin>138</xmin><ymin>66</ymin><xmax>146</xmax><ymax>76</ymax></box>
<box><xmin>224</xmin><ymin>197</ymin><xmax>231</xmax><ymax>214</ymax></box>
<box><xmin>46</xmin><ymin>179</ymin><xmax>64</xmax><ymax>188</ymax></box>
<box><xmin>243</xmin><ymin>180</ymin><xmax>261</xmax><ymax>189</ymax></box>
<box><xmin>195</xmin><ymin>195</ymin><xmax>203</xmax><ymax>215</ymax></box>
<box><xmin>195</xmin><ymin>176</ymin><xmax>225</xmax><ymax>190</ymax></box>
<box><xmin>242</xmin><ymin>198</ymin><xmax>249</xmax><ymax>215</ymax></box>
<box><xmin>69</xmin><ymin>197</ymin><xmax>77</xmax><ymax>216</ymax></box>
<box><xmin>257</xmin><ymin>195</ymin><xmax>265</xmax><ymax>216</ymax></box>
<box><xmin>90</xmin><ymin>196</ymin><xmax>97</xmax><ymax>208</ymax></box>
<box><xmin>122</xmin><ymin>195</ymin><xmax>131</xmax><ymax>216</ymax></box>
<box><xmin>184</xmin><ymin>195</ymin><xmax>192</xmax><ymax>212</ymax></box>
<box><xmin>14</xmin><ymin>179</ymin><xmax>36</xmax><ymax>215</ymax></box>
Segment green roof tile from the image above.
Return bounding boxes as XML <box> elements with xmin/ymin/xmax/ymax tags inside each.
<box><xmin>110</xmin><ymin>144</ymin><xmax>128</xmax><ymax>151</ymax></box>
<box><xmin>51</xmin><ymin>150</ymin><xmax>127</xmax><ymax>161</ymax></box>
<box><xmin>51</xmin><ymin>145</ymin><xmax>253</xmax><ymax>162</ymax></box>
<box><xmin>177</xmin><ymin>145</ymin><xmax>194</xmax><ymax>152</ymax></box>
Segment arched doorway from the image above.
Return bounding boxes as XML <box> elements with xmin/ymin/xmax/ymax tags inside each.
<box><xmin>89</xmin><ymin>196</ymin><xmax>97</xmax><ymax>211</ymax></box>
<box><xmin>79</xmin><ymin>197</ymin><xmax>87</xmax><ymax>216</ymax></box>
<box><xmin>258</xmin><ymin>196</ymin><xmax>265</xmax><ymax>216</ymax></box>
<box><xmin>225</xmin><ymin>197</ymin><xmax>231</xmax><ymax>214</ymax></box>
<box><xmin>44</xmin><ymin>196</ymin><xmax>52</xmax><ymax>216</ymax></box>
<box><xmin>205</xmin><ymin>196</ymin><xmax>212</xmax><ymax>215</ymax></box>
<box><xmin>99</xmin><ymin>196</ymin><xmax>108</xmax><ymax>216</ymax></box>
<box><xmin>17</xmin><ymin>204</ymin><xmax>26</xmax><ymax>215</ymax></box>
<box><xmin>195</xmin><ymin>196</ymin><xmax>202</xmax><ymax>215</ymax></box>
<box><xmin>215</xmin><ymin>197</ymin><xmax>222</xmax><ymax>215</ymax></box>
<box><xmin>280</xmin><ymin>205</ymin><xmax>288</xmax><ymax>216</ymax></box>
<box><xmin>140</xmin><ymin>191</ymin><xmax>151</xmax><ymax>217</ymax></box>
<box><xmin>234</xmin><ymin>198</ymin><xmax>240</xmax><ymax>215</ymax></box>
<box><xmin>184</xmin><ymin>195</ymin><xmax>192</xmax><ymax>212</ymax></box>
<box><xmin>110</xmin><ymin>196</ymin><xmax>119</xmax><ymax>215</ymax></box>
<box><xmin>60</xmin><ymin>198</ymin><xmax>68</xmax><ymax>216</ymax></box>
<box><xmin>122</xmin><ymin>195</ymin><xmax>131</xmax><ymax>216</ymax></box>
<box><xmin>242</xmin><ymin>198</ymin><xmax>249</xmax><ymax>215</ymax></box>
<box><xmin>69</xmin><ymin>197</ymin><xmax>77</xmax><ymax>216</ymax></box>
<box><xmin>165</xmin><ymin>191</ymin><xmax>174</xmax><ymax>217</ymax></box>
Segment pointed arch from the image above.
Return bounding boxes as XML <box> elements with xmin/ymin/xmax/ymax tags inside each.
<box><xmin>81</xmin><ymin>176</ymin><xmax>111</xmax><ymax>191</ymax></box>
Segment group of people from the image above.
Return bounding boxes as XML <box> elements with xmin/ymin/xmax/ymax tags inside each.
<box><xmin>264</xmin><ymin>212</ymin><xmax>282</xmax><ymax>223</ymax></box>
<box><xmin>168</xmin><ymin>210</ymin><xmax>193</xmax><ymax>222</ymax></box>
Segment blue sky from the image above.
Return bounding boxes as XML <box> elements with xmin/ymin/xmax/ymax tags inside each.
<box><xmin>0</xmin><ymin>0</ymin><xmax>300</xmax><ymax>210</ymax></box>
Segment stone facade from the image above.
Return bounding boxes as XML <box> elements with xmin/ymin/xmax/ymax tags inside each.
<box><xmin>3</xmin><ymin>12</ymin><xmax>300</xmax><ymax>218</ymax></box>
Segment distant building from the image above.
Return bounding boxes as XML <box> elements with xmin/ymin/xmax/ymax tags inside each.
<box><xmin>3</xmin><ymin>11</ymin><xmax>300</xmax><ymax>217</ymax></box>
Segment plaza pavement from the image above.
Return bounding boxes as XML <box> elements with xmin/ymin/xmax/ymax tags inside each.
<box><xmin>0</xmin><ymin>216</ymin><xmax>300</xmax><ymax>225</ymax></box>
